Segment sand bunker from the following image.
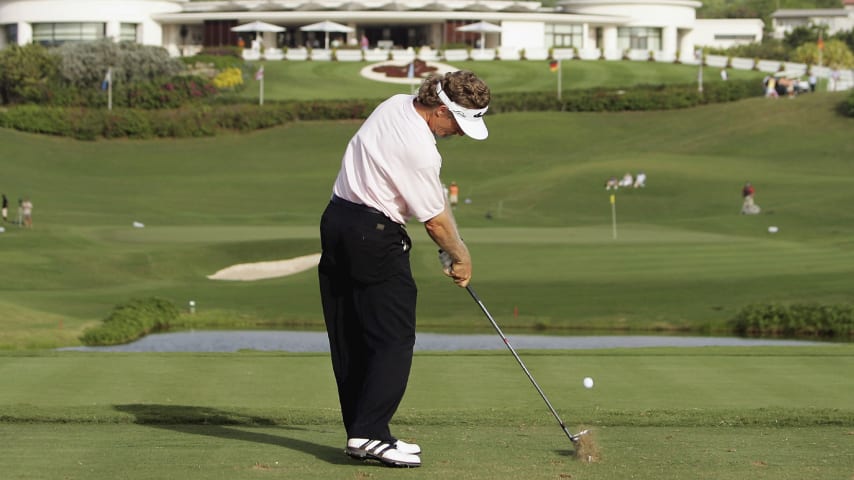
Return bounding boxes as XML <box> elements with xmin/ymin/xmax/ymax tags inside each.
<box><xmin>207</xmin><ymin>253</ymin><xmax>321</xmax><ymax>281</ymax></box>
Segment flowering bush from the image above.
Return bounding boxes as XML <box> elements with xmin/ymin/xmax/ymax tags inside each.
<box><xmin>212</xmin><ymin>67</ymin><xmax>244</xmax><ymax>90</ymax></box>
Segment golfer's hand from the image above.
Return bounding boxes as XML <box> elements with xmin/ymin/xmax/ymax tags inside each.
<box><xmin>439</xmin><ymin>250</ymin><xmax>471</xmax><ymax>287</ymax></box>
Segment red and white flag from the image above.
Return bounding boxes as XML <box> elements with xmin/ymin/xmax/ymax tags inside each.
<box><xmin>255</xmin><ymin>66</ymin><xmax>264</xmax><ymax>81</ymax></box>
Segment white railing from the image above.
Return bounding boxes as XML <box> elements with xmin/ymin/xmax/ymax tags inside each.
<box><xmin>231</xmin><ymin>45</ymin><xmax>850</xmax><ymax>90</ymax></box>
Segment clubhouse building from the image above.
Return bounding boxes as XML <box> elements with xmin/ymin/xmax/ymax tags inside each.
<box><xmin>1</xmin><ymin>0</ymin><xmax>770</xmax><ymax>62</ymax></box>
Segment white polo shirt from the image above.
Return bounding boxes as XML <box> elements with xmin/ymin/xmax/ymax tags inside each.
<box><xmin>332</xmin><ymin>94</ymin><xmax>445</xmax><ymax>225</ymax></box>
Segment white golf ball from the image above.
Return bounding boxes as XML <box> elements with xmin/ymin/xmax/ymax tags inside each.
<box><xmin>583</xmin><ymin>377</ymin><xmax>594</xmax><ymax>389</ymax></box>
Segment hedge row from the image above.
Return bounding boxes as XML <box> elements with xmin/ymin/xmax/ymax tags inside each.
<box><xmin>844</xmin><ymin>90</ymin><xmax>854</xmax><ymax>117</ymax></box>
<box><xmin>729</xmin><ymin>303</ymin><xmax>853</xmax><ymax>339</ymax></box>
<box><xmin>0</xmin><ymin>80</ymin><xmax>763</xmax><ymax>140</ymax></box>
<box><xmin>80</xmin><ymin>297</ymin><xmax>180</xmax><ymax>346</ymax></box>
<box><xmin>0</xmin><ymin>100</ymin><xmax>373</xmax><ymax>140</ymax></box>
<box><xmin>490</xmin><ymin>79</ymin><xmax>761</xmax><ymax>113</ymax></box>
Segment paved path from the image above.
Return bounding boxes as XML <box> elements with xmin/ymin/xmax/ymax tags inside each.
<box><xmin>59</xmin><ymin>331</ymin><xmax>828</xmax><ymax>353</ymax></box>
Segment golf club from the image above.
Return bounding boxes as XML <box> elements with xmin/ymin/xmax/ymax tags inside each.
<box><xmin>464</xmin><ymin>284</ymin><xmax>589</xmax><ymax>445</ymax></box>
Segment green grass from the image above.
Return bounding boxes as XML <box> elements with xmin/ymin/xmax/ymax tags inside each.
<box><xmin>0</xmin><ymin>61</ymin><xmax>852</xmax><ymax>480</ymax></box>
<box><xmin>1</xmin><ymin>92</ymin><xmax>853</xmax><ymax>348</ymax></box>
<box><xmin>235</xmin><ymin>59</ymin><xmax>763</xmax><ymax>101</ymax></box>
<box><xmin>0</xmin><ymin>347</ymin><xmax>852</xmax><ymax>479</ymax></box>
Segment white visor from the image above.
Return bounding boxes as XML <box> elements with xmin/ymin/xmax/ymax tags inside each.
<box><xmin>436</xmin><ymin>82</ymin><xmax>489</xmax><ymax>140</ymax></box>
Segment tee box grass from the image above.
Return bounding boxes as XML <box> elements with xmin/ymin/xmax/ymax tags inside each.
<box><xmin>0</xmin><ymin>347</ymin><xmax>852</xmax><ymax>479</ymax></box>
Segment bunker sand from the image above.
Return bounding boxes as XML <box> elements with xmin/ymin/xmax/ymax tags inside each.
<box><xmin>207</xmin><ymin>253</ymin><xmax>321</xmax><ymax>281</ymax></box>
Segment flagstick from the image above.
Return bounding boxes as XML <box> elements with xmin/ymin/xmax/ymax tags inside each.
<box><xmin>107</xmin><ymin>67</ymin><xmax>112</xmax><ymax>111</ymax></box>
<box><xmin>259</xmin><ymin>74</ymin><xmax>264</xmax><ymax>106</ymax></box>
<box><xmin>610</xmin><ymin>194</ymin><xmax>617</xmax><ymax>240</ymax></box>
<box><xmin>557</xmin><ymin>58</ymin><xmax>562</xmax><ymax>101</ymax></box>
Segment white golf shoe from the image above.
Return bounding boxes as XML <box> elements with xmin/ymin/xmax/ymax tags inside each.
<box><xmin>345</xmin><ymin>438</ymin><xmax>421</xmax><ymax>467</ymax></box>
<box><xmin>394</xmin><ymin>439</ymin><xmax>422</xmax><ymax>455</ymax></box>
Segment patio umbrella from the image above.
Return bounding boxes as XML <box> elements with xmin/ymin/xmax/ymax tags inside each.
<box><xmin>231</xmin><ymin>21</ymin><xmax>285</xmax><ymax>45</ymax></box>
<box><xmin>456</xmin><ymin>21</ymin><xmax>502</xmax><ymax>51</ymax></box>
<box><xmin>300</xmin><ymin>20</ymin><xmax>355</xmax><ymax>50</ymax></box>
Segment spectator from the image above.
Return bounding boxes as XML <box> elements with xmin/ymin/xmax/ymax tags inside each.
<box><xmin>830</xmin><ymin>69</ymin><xmax>840</xmax><ymax>92</ymax></box>
<box><xmin>448</xmin><ymin>181</ymin><xmax>459</xmax><ymax>208</ymax></box>
<box><xmin>21</xmin><ymin>197</ymin><xmax>33</xmax><ymax>228</ymax></box>
<box><xmin>618</xmin><ymin>172</ymin><xmax>633</xmax><ymax>188</ymax></box>
<box><xmin>1</xmin><ymin>193</ymin><xmax>7</xmax><ymax>222</ymax></box>
<box><xmin>765</xmin><ymin>76</ymin><xmax>778</xmax><ymax>98</ymax></box>
<box><xmin>741</xmin><ymin>182</ymin><xmax>760</xmax><ymax>215</ymax></box>
<box><xmin>605</xmin><ymin>176</ymin><xmax>619</xmax><ymax>190</ymax></box>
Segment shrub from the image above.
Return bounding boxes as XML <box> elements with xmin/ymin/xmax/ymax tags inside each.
<box><xmin>0</xmin><ymin>80</ymin><xmax>763</xmax><ymax>139</ymax></box>
<box><xmin>80</xmin><ymin>297</ymin><xmax>180</xmax><ymax>346</ymax></box>
<box><xmin>489</xmin><ymin>79</ymin><xmax>761</xmax><ymax>114</ymax></box>
<box><xmin>0</xmin><ymin>44</ymin><xmax>59</xmax><ymax>105</ymax></box>
<box><xmin>212</xmin><ymin>67</ymin><xmax>244</xmax><ymax>90</ymax></box>
<box><xmin>729</xmin><ymin>303</ymin><xmax>853</xmax><ymax>338</ymax></box>
<box><xmin>55</xmin><ymin>39</ymin><xmax>185</xmax><ymax>90</ymax></box>
<box><xmin>842</xmin><ymin>90</ymin><xmax>854</xmax><ymax>117</ymax></box>
<box><xmin>118</xmin><ymin>75</ymin><xmax>218</xmax><ymax>109</ymax></box>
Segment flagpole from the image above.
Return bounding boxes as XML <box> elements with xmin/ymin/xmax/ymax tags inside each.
<box><xmin>611</xmin><ymin>196</ymin><xmax>617</xmax><ymax>240</ymax></box>
<box><xmin>557</xmin><ymin>58</ymin><xmax>562</xmax><ymax>101</ymax></box>
<box><xmin>107</xmin><ymin>67</ymin><xmax>112</xmax><ymax>111</ymax></box>
<box><xmin>256</xmin><ymin>65</ymin><xmax>264</xmax><ymax>106</ymax></box>
<box><xmin>818</xmin><ymin>30</ymin><xmax>823</xmax><ymax>90</ymax></box>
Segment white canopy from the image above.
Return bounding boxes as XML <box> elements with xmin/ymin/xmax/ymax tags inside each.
<box><xmin>300</xmin><ymin>20</ymin><xmax>355</xmax><ymax>49</ymax></box>
<box><xmin>456</xmin><ymin>21</ymin><xmax>502</xmax><ymax>51</ymax></box>
<box><xmin>231</xmin><ymin>21</ymin><xmax>286</xmax><ymax>44</ymax></box>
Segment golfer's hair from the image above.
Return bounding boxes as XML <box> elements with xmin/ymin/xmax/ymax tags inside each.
<box><xmin>417</xmin><ymin>70</ymin><xmax>490</xmax><ymax>110</ymax></box>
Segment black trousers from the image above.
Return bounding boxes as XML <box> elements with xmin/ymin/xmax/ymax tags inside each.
<box><xmin>318</xmin><ymin>198</ymin><xmax>416</xmax><ymax>443</ymax></box>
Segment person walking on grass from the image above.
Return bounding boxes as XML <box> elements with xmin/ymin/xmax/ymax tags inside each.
<box><xmin>21</xmin><ymin>197</ymin><xmax>33</xmax><ymax>228</ymax></box>
<box><xmin>318</xmin><ymin>70</ymin><xmax>490</xmax><ymax>468</ymax></box>
<box><xmin>448</xmin><ymin>181</ymin><xmax>459</xmax><ymax>208</ymax></box>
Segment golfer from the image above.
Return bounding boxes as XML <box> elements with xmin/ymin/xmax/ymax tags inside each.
<box><xmin>318</xmin><ymin>70</ymin><xmax>490</xmax><ymax>468</ymax></box>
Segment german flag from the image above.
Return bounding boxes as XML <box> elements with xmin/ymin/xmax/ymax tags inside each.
<box><xmin>549</xmin><ymin>59</ymin><xmax>559</xmax><ymax>72</ymax></box>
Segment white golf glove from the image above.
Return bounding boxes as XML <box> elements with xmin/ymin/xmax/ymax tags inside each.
<box><xmin>438</xmin><ymin>249</ymin><xmax>453</xmax><ymax>270</ymax></box>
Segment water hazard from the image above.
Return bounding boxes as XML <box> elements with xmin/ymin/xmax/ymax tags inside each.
<box><xmin>59</xmin><ymin>330</ymin><xmax>830</xmax><ymax>353</ymax></box>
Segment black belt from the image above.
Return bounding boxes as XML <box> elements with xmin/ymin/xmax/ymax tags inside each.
<box><xmin>331</xmin><ymin>195</ymin><xmax>385</xmax><ymax>216</ymax></box>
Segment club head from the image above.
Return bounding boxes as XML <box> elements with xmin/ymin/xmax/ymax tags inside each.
<box><xmin>570</xmin><ymin>429</ymin><xmax>590</xmax><ymax>443</ymax></box>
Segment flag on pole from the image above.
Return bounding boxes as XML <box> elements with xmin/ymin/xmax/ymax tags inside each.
<box><xmin>610</xmin><ymin>194</ymin><xmax>617</xmax><ymax>240</ymax></box>
<box><xmin>817</xmin><ymin>31</ymin><xmax>824</xmax><ymax>50</ymax></box>
<box><xmin>255</xmin><ymin>66</ymin><xmax>264</xmax><ymax>81</ymax></box>
<box><xmin>549</xmin><ymin>60</ymin><xmax>559</xmax><ymax>72</ymax></box>
<box><xmin>101</xmin><ymin>68</ymin><xmax>112</xmax><ymax>90</ymax></box>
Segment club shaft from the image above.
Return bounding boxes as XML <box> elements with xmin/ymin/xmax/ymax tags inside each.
<box><xmin>466</xmin><ymin>285</ymin><xmax>578</xmax><ymax>443</ymax></box>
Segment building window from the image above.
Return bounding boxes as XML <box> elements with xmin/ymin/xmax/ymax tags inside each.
<box><xmin>546</xmin><ymin>24</ymin><xmax>582</xmax><ymax>48</ymax></box>
<box><xmin>120</xmin><ymin>23</ymin><xmax>137</xmax><ymax>42</ymax></box>
<box><xmin>4</xmin><ymin>24</ymin><xmax>18</xmax><ymax>45</ymax></box>
<box><xmin>32</xmin><ymin>22</ymin><xmax>105</xmax><ymax>46</ymax></box>
<box><xmin>617</xmin><ymin>27</ymin><xmax>662</xmax><ymax>51</ymax></box>
<box><xmin>714</xmin><ymin>34</ymin><xmax>756</xmax><ymax>41</ymax></box>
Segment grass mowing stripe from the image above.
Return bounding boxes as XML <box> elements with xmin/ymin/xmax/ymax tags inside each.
<box><xmin>1</xmin><ymin>424</ymin><xmax>850</xmax><ymax>480</ymax></box>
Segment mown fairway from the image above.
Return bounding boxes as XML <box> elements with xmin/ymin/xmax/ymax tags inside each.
<box><xmin>235</xmin><ymin>59</ymin><xmax>763</xmax><ymax>101</ymax></box>
<box><xmin>2</xmin><ymin>93</ymin><xmax>853</xmax><ymax>348</ymax></box>
<box><xmin>0</xmin><ymin>347</ymin><xmax>852</xmax><ymax>480</ymax></box>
